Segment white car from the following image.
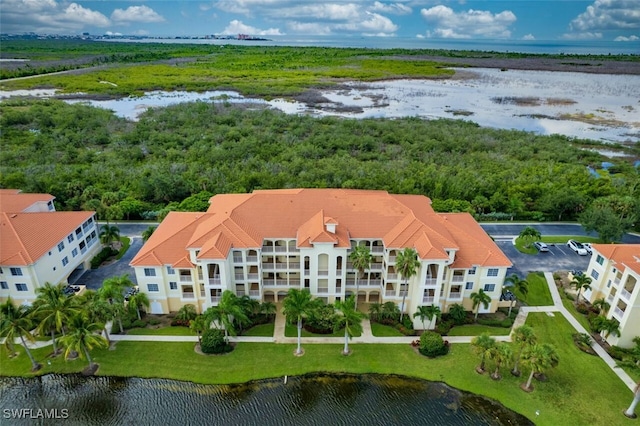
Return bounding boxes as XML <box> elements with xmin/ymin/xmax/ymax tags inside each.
<box><xmin>583</xmin><ymin>243</ymin><xmax>593</xmax><ymax>254</ymax></box>
<box><xmin>533</xmin><ymin>241</ymin><xmax>549</xmax><ymax>252</ymax></box>
<box><xmin>567</xmin><ymin>240</ymin><xmax>588</xmax><ymax>255</ymax></box>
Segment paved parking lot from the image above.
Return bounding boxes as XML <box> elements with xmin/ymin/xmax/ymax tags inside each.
<box><xmin>495</xmin><ymin>239</ymin><xmax>592</xmax><ymax>278</ymax></box>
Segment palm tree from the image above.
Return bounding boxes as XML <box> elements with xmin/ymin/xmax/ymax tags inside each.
<box><xmin>511</xmin><ymin>324</ymin><xmax>537</xmax><ymax>376</ymax></box>
<box><xmin>99</xmin><ymin>224</ymin><xmax>120</xmax><ymax>248</ymax></box>
<box><xmin>260</xmin><ymin>301</ymin><xmax>277</xmax><ymax>320</ymax></box>
<box><xmin>601</xmin><ymin>318</ymin><xmax>620</xmax><ymax>340</ymax></box>
<box><xmin>395</xmin><ymin>247</ymin><xmax>420</xmax><ymax>322</ymax></box>
<box><xmin>592</xmin><ymin>298</ymin><xmax>610</xmax><ymax>316</ymax></box>
<box><xmin>0</xmin><ymin>299</ymin><xmax>41</xmax><ymax>371</ymax></box>
<box><xmin>59</xmin><ymin>313</ymin><xmax>108</xmax><ymax>372</ymax></box>
<box><xmin>204</xmin><ymin>290</ymin><xmax>248</xmax><ymax>343</ymax></box>
<box><xmin>141</xmin><ymin>226</ymin><xmax>156</xmax><ymax>242</ymax></box>
<box><xmin>33</xmin><ymin>282</ymin><xmax>81</xmax><ymax>355</ymax></box>
<box><xmin>127</xmin><ymin>292</ymin><xmax>150</xmax><ymax>321</ymax></box>
<box><xmin>504</xmin><ymin>273</ymin><xmax>528</xmax><ymax>305</ymax></box>
<box><xmin>381</xmin><ymin>301</ymin><xmax>400</xmax><ymax>322</ymax></box>
<box><xmin>518</xmin><ymin>226</ymin><xmax>541</xmax><ymax>248</ymax></box>
<box><xmin>368</xmin><ymin>302</ymin><xmax>382</xmax><ymax>322</ymax></box>
<box><xmin>471</xmin><ymin>333</ymin><xmax>496</xmax><ymax>374</ymax></box>
<box><xmin>521</xmin><ymin>343</ymin><xmax>558</xmax><ymax>392</ymax></box>
<box><xmin>349</xmin><ymin>245</ymin><xmax>372</xmax><ymax>309</ymax></box>
<box><xmin>189</xmin><ymin>315</ymin><xmax>207</xmax><ymax>345</ymax></box>
<box><xmin>282</xmin><ymin>288</ymin><xmax>315</xmax><ymax>356</ymax></box>
<box><xmin>413</xmin><ymin>305</ymin><xmax>441</xmax><ymax>330</ymax></box>
<box><xmin>624</xmin><ymin>382</ymin><xmax>640</xmax><ymax>419</ymax></box>
<box><xmin>99</xmin><ymin>275</ymin><xmax>131</xmax><ymax>333</ymax></box>
<box><xmin>470</xmin><ymin>289</ymin><xmax>491</xmax><ymax>322</ymax></box>
<box><xmin>570</xmin><ymin>274</ymin><xmax>592</xmax><ymax>305</ymax></box>
<box><xmin>489</xmin><ymin>343</ymin><xmax>513</xmax><ymax>380</ymax></box>
<box><xmin>83</xmin><ymin>292</ymin><xmax>114</xmax><ymax>345</ymax></box>
<box><xmin>334</xmin><ymin>295</ymin><xmax>366</xmax><ymax>355</ymax></box>
<box><xmin>175</xmin><ymin>304</ymin><xmax>197</xmax><ymax>322</ymax></box>
<box><xmin>448</xmin><ymin>303</ymin><xmax>466</xmax><ymax>325</ymax></box>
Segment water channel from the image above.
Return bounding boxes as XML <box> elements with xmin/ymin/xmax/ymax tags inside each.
<box><xmin>0</xmin><ymin>373</ymin><xmax>533</xmax><ymax>425</ymax></box>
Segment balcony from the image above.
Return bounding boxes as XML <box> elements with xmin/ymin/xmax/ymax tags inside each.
<box><xmin>182</xmin><ymin>292</ymin><xmax>195</xmax><ymax>299</ymax></box>
<box><xmin>451</xmin><ymin>275</ymin><xmax>465</xmax><ymax>283</ymax></box>
<box><xmin>246</xmin><ymin>256</ymin><xmax>258</xmax><ymax>263</ymax></box>
<box><xmin>236</xmin><ymin>290</ymin><xmax>245</xmax><ymax>297</ymax></box>
<box><xmin>249</xmin><ymin>290</ymin><xmax>260</xmax><ymax>297</ymax></box>
<box><xmin>318</xmin><ymin>270</ymin><xmax>329</xmax><ymax>276</ymax></box>
<box><xmin>346</xmin><ymin>279</ymin><xmax>356</xmax><ymax>286</ymax></box>
<box><xmin>422</xmin><ymin>296</ymin><xmax>434</xmax><ymax>304</ymax></box>
<box><xmin>613</xmin><ymin>306</ymin><xmax>625</xmax><ymax>319</ymax></box>
<box><xmin>318</xmin><ymin>287</ymin><xmax>329</xmax><ymax>294</ymax></box>
<box><xmin>179</xmin><ymin>275</ymin><xmax>193</xmax><ymax>283</ymax></box>
<box><xmin>335</xmin><ymin>269</ymin><xmax>342</xmax><ymax>275</ymax></box>
<box><xmin>620</xmin><ymin>288</ymin><xmax>631</xmax><ymax>302</ymax></box>
<box><xmin>263</xmin><ymin>279</ymin><xmax>289</xmax><ymax>287</ymax></box>
<box><xmin>234</xmin><ymin>273</ymin><xmax>245</xmax><ymax>280</ymax></box>
<box><xmin>210</xmin><ymin>296</ymin><xmax>221</xmax><ymax>304</ymax></box>
<box><xmin>369</xmin><ymin>279</ymin><xmax>382</xmax><ymax>286</ymax></box>
<box><xmin>424</xmin><ymin>278</ymin><xmax>437</xmax><ymax>286</ymax></box>
<box><xmin>261</xmin><ymin>246</ymin><xmax>274</xmax><ymax>253</ymax></box>
<box><xmin>233</xmin><ymin>256</ymin><xmax>243</xmax><ymax>263</ymax></box>
<box><xmin>209</xmin><ymin>277</ymin><xmax>221</xmax><ymax>286</ymax></box>
<box><xmin>385</xmin><ymin>290</ymin><xmax>396</xmax><ymax>297</ymax></box>
<box><xmin>607</xmin><ymin>294</ymin><xmax>614</xmax><ymax>304</ymax></box>
<box><xmin>370</xmin><ymin>263</ymin><xmax>383</xmax><ymax>271</ymax></box>
<box><xmin>448</xmin><ymin>292</ymin><xmax>462</xmax><ymax>299</ymax></box>
<box><xmin>371</xmin><ymin>246</ymin><xmax>384</xmax><ymax>253</ymax></box>
<box><xmin>387</xmin><ymin>273</ymin><xmax>398</xmax><ymax>280</ymax></box>
<box><xmin>388</xmin><ymin>256</ymin><xmax>396</xmax><ymax>263</ymax></box>
<box><xmin>247</xmin><ymin>273</ymin><xmax>259</xmax><ymax>280</ymax></box>
<box><xmin>613</xmin><ymin>278</ymin><xmax>621</xmax><ymax>286</ymax></box>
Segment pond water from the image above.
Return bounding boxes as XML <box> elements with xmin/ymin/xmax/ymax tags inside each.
<box><xmin>0</xmin><ymin>373</ymin><xmax>532</xmax><ymax>425</ymax></box>
<box><xmin>2</xmin><ymin>68</ymin><xmax>638</xmax><ymax>144</ymax></box>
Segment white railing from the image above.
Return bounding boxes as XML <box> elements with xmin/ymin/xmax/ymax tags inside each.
<box><xmin>385</xmin><ymin>290</ymin><xmax>396</xmax><ymax>297</ymax></box>
<box><xmin>234</xmin><ymin>274</ymin><xmax>245</xmax><ymax>280</ymax></box>
<box><xmin>336</xmin><ymin>287</ymin><xmax>342</xmax><ymax>293</ymax></box>
<box><xmin>613</xmin><ymin>278</ymin><xmax>621</xmax><ymax>286</ymax></box>
<box><xmin>318</xmin><ymin>288</ymin><xmax>329</xmax><ymax>294</ymax></box>
<box><xmin>182</xmin><ymin>292</ymin><xmax>195</xmax><ymax>299</ymax></box>
<box><xmin>388</xmin><ymin>256</ymin><xmax>396</xmax><ymax>263</ymax></box>
<box><xmin>607</xmin><ymin>294</ymin><xmax>615</xmax><ymax>304</ymax></box>
<box><xmin>210</xmin><ymin>296</ymin><xmax>220</xmax><ymax>304</ymax></box>
<box><xmin>370</xmin><ymin>263</ymin><xmax>383</xmax><ymax>271</ymax></box>
<box><xmin>200</xmin><ymin>291</ymin><xmax>205</xmax><ymax>297</ymax></box>
<box><xmin>369</xmin><ymin>279</ymin><xmax>382</xmax><ymax>286</ymax></box>
<box><xmin>249</xmin><ymin>290</ymin><xmax>260</xmax><ymax>297</ymax></box>
<box><xmin>289</xmin><ymin>279</ymin><xmax>301</xmax><ymax>286</ymax></box>
<box><xmin>304</xmin><ymin>269</ymin><xmax>310</xmax><ymax>276</ymax></box>
<box><xmin>335</xmin><ymin>269</ymin><xmax>342</xmax><ymax>275</ymax></box>
<box><xmin>263</xmin><ymin>279</ymin><xmax>275</xmax><ymax>287</ymax></box>
<box><xmin>449</xmin><ymin>292</ymin><xmax>462</xmax><ymax>299</ymax></box>
<box><xmin>423</xmin><ymin>296</ymin><xmax>434</xmax><ymax>303</ymax></box>
<box><xmin>179</xmin><ymin>275</ymin><xmax>192</xmax><ymax>282</ymax></box>
<box><xmin>451</xmin><ymin>275</ymin><xmax>465</xmax><ymax>283</ymax></box>
<box><xmin>371</xmin><ymin>246</ymin><xmax>384</xmax><ymax>253</ymax></box>
<box><xmin>236</xmin><ymin>290</ymin><xmax>245</xmax><ymax>297</ymax></box>
<box><xmin>275</xmin><ymin>264</ymin><xmax>288</xmax><ymax>270</ymax></box>
<box><xmin>81</xmin><ymin>247</ymin><xmax>87</xmax><ymax>255</ymax></box>
<box><xmin>275</xmin><ymin>246</ymin><xmax>287</xmax><ymax>252</ymax></box>
<box><xmin>620</xmin><ymin>288</ymin><xmax>631</xmax><ymax>301</ymax></box>
<box><xmin>262</xmin><ymin>246</ymin><xmax>274</xmax><ymax>252</ymax></box>
<box><xmin>346</xmin><ymin>279</ymin><xmax>356</xmax><ymax>286</ymax></box>
<box><xmin>289</xmin><ymin>262</ymin><xmax>301</xmax><ymax>269</ymax></box>
<box><xmin>387</xmin><ymin>273</ymin><xmax>398</xmax><ymax>280</ymax></box>
<box><xmin>318</xmin><ymin>270</ymin><xmax>329</xmax><ymax>276</ymax></box>
<box><xmin>247</xmin><ymin>273</ymin><xmax>259</xmax><ymax>280</ymax></box>
<box><xmin>262</xmin><ymin>264</ymin><xmax>274</xmax><ymax>270</ymax></box>
<box><xmin>209</xmin><ymin>277</ymin><xmax>221</xmax><ymax>285</ymax></box>
<box><xmin>233</xmin><ymin>256</ymin><xmax>243</xmax><ymax>263</ymax></box>
<box><xmin>247</xmin><ymin>256</ymin><xmax>258</xmax><ymax>263</ymax></box>
<box><xmin>424</xmin><ymin>278</ymin><xmax>437</xmax><ymax>286</ymax></box>
<box><xmin>613</xmin><ymin>306</ymin><xmax>625</xmax><ymax>319</ymax></box>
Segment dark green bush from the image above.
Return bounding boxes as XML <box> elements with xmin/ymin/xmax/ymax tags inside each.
<box><xmin>148</xmin><ymin>318</ymin><xmax>161</xmax><ymax>326</ymax></box>
<box><xmin>434</xmin><ymin>319</ymin><xmax>454</xmax><ymax>335</ymax></box>
<box><xmin>132</xmin><ymin>320</ymin><xmax>147</xmax><ymax>328</ymax></box>
<box><xmin>90</xmin><ymin>247</ymin><xmax>118</xmax><ymax>269</ymax></box>
<box><xmin>304</xmin><ymin>304</ymin><xmax>336</xmax><ymax>334</ymax></box>
<box><xmin>201</xmin><ymin>329</ymin><xmax>232</xmax><ymax>354</ymax></box>
<box><xmin>419</xmin><ymin>331</ymin><xmax>449</xmax><ymax>358</ymax></box>
<box><xmin>608</xmin><ymin>345</ymin><xmax>632</xmax><ymax>361</ymax></box>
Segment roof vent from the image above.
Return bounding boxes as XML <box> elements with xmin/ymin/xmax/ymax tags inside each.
<box><xmin>10</xmin><ymin>214</ymin><xmax>17</xmax><ymax>218</ymax></box>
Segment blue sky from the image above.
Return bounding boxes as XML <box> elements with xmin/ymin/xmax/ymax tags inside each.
<box><xmin>1</xmin><ymin>0</ymin><xmax>638</xmax><ymax>42</ymax></box>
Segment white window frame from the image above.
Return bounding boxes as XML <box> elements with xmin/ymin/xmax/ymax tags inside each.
<box><xmin>483</xmin><ymin>283</ymin><xmax>496</xmax><ymax>292</ymax></box>
<box><xmin>147</xmin><ymin>283</ymin><xmax>159</xmax><ymax>292</ymax></box>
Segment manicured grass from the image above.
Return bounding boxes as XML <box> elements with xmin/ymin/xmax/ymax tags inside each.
<box><xmin>125</xmin><ymin>326</ymin><xmax>193</xmax><ymax>336</ymax></box>
<box><xmin>242</xmin><ymin>322</ymin><xmax>275</xmax><ymax>337</ymax></box>
<box><xmin>514</xmin><ymin>237</ymin><xmax>537</xmax><ymax>254</ymax></box>
<box><xmin>516</xmin><ymin>272</ymin><xmax>553</xmax><ymax>306</ymax></box>
<box><xmin>370</xmin><ymin>322</ymin><xmax>404</xmax><ymax>337</ymax></box>
<box><xmin>540</xmin><ymin>236</ymin><xmax>602</xmax><ymax>244</ymax></box>
<box><xmin>2</xmin><ymin>312</ymin><xmax>636</xmax><ymax>425</ymax></box>
<box><xmin>447</xmin><ymin>324</ymin><xmax>512</xmax><ymax>336</ymax></box>
<box><xmin>284</xmin><ymin>323</ymin><xmax>360</xmax><ymax>338</ymax></box>
<box><xmin>560</xmin><ymin>297</ymin><xmax>592</xmax><ymax>331</ymax></box>
<box><xmin>115</xmin><ymin>236</ymin><xmax>131</xmax><ymax>260</ymax></box>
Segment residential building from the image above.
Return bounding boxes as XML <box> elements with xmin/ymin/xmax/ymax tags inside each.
<box><xmin>0</xmin><ymin>189</ymin><xmax>101</xmax><ymax>305</ymax></box>
<box><xmin>130</xmin><ymin>189</ymin><xmax>511</xmax><ymax>328</ymax></box>
<box><xmin>584</xmin><ymin>244</ymin><xmax>640</xmax><ymax>348</ymax></box>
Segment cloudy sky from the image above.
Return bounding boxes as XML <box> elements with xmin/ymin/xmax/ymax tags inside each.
<box><xmin>1</xmin><ymin>0</ymin><xmax>638</xmax><ymax>42</ymax></box>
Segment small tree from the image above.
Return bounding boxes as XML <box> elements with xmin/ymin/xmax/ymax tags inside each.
<box><xmin>521</xmin><ymin>343</ymin><xmax>559</xmax><ymax>392</ymax></box>
<box><xmin>570</xmin><ymin>274</ymin><xmax>592</xmax><ymax>305</ymax></box>
<box><xmin>395</xmin><ymin>247</ymin><xmax>420</xmax><ymax>322</ymax></box>
<box><xmin>368</xmin><ymin>303</ymin><xmax>382</xmax><ymax>322</ymax></box>
<box><xmin>414</xmin><ymin>305</ymin><xmax>441</xmax><ymax>330</ymax></box>
<box><xmin>471</xmin><ymin>332</ymin><xmax>496</xmax><ymax>374</ymax></box>
<box><xmin>518</xmin><ymin>226</ymin><xmax>541</xmax><ymax>248</ymax></box>
<box><xmin>488</xmin><ymin>343</ymin><xmax>512</xmax><ymax>380</ymax></box>
<box><xmin>59</xmin><ymin>313</ymin><xmax>108</xmax><ymax>372</ymax></box>
<box><xmin>511</xmin><ymin>324</ymin><xmax>537</xmax><ymax>376</ymax></box>
<box><xmin>592</xmin><ymin>298</ymin><xmax>610</xmax><ymax>316</ymax></box>
<box><xmin>99</xmin><ymin>225</ymin><xmax>120</xmax><ymax>248</ymax></box>
<box><xmin>175</xmin><ymin>304</ymin><xmax>198</xmax><ymax>323</ymax></box>
<box><xmin>448</xmin><ymin>304</ymin><xmax>466</xmax><ymax>325</ymax></box>
<box><xmin>200</xmin><ymin>328</ymin><xmax>230</xmax><ymax>354</ymax></box>
<box><xmin>141</xmin><ymin>226</ymin><xmax>156</xmax><ymax>242</ymax></box>
<box><xmin>127</xmin><ymin>292</ymin><xmax>149</xmax><ymax>321</ymax></box>
<box><xmin>189</xmin><ymin>315</ymin><xmax>207</xmax><ymax>345</ymax></box>
<box><xmin>470</xmin><ymin>289</ymin><xmax>491</xmax><ymax>322</ymax></box>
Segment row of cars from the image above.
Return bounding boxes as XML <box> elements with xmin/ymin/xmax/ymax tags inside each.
<box><xmin>533</xmin><ymin>239</ymin><xmax>592</xmax><ymax>256</ymax></box>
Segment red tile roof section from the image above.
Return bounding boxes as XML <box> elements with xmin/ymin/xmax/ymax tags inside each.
<box><xmin>593</xmin><ymin>244</ymin><xmax>640</xmax><ymax>275</ymax></box>
<box><xmin>0</xmin><ymin>190</ymin><xmax>54</xmax><ymax>213</ymax></box>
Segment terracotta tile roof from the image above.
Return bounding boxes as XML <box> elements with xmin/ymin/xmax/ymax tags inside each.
<box><xmin>0</xmin><ymin>190</ymin><xmax>54</xmax><ymax>213</ymax></box>
<box><xmin>593</xmin><ymin>244</ymin><xmax>640</xmax><ymax>275</ymax></box>
<box><xmin>131</xmin><ymin>189</ymin><xmax>511</xmax><ymax>269</ymax></box>
<box><xmin>0</xmin><ymin>211</ymin><xmax>94</xmax><ymax>266</ymax></box>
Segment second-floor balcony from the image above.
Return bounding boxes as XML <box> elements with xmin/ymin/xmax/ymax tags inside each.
<box><xmin>234</xmin><ymin>273</ymin><xmax>245</xmax><ymax>280</ymax></box>
<box><xmin>613</xmin><ymin>306</ymin><xmax>625</xmax><ymax>319</ymax></box>
<box><xmin>182</xmin><ymin>292</ymin><xmax>195</xmax><ymax>300</ymax></box>
<box><xmin>209</xmin><ymin>277</ymin><xmax>222</xmax><ymax>286</ymax></box>
<box><xmin>620</xmin><ymin>288</ymin><xmax>632</xmax><ymax>302</ymax></box>
<box><xmin>210</xmin><ymin>296</ymin><xmax>221</xmax><ymax>304</ymax></box>
<box><xmin>448</xmin><ymin>292</ymin><xmax>462</xmax><ymax>299</ymax></box>
<box><xmin>386</xmin><ymin>273</ymin><xmax>398</xmax><ymax>280</ymax></box>
<box><xmin>318</xmin><ymin>287</ymin><xmax>329</xmax><ymax>294</ymax></box>
<box><xmin>422</xmin><ymin>296</ymin><xmax>434</xmax><ymax>304</ymax></box>
<box><xmin>451</xmin><ymin>275</ymin><xmax>465</xmax><ymax>283</ymax></box>
<box><xmin>179</xmin><ymin>275</ymin><xmax>193</xmax><ymax>283</ymax></box>
<box><xmin>249</xmin><ymin>290</ymin><xmax>260</xmax><ymax>297</ymax></box>
<box><xmin>385</xmin><ymin>290</ymin><xmax>396</xmax><ymax>297</ymax></box>
<box><xmin>424</xmin><ymin>277</ymin><xmax>437</xmax><ymax>286</ymax></box>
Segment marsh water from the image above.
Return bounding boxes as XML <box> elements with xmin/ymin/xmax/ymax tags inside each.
<box><xmin>0</xmin><ymin>373</ymin><xmax>533</xmax><ymax>425</ymax></box>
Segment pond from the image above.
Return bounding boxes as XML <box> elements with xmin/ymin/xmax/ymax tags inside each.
<box><xmin>0</xmin><ymin>373</ymin><xmax>532</xmax><ymax>425</ymax></box>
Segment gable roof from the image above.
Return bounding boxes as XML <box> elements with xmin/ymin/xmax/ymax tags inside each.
<box><xmin>0</xmin><ymin>189</ymin><xmax>54</xmax><ymax>213</ymax></box>
<box><xmin>593</xmin><ymin>244</ymin><xmax>640</xmax><ymax>275</ymax></box>
<box><xmin>130</xmin><ymin>189</ymin><xmax>510</xmax><ymax>269</ymax></box>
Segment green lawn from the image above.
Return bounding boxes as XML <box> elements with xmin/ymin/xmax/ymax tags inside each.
<box><xmin>447</xmin><ymin>324</ymin><xmax>512</xmax><ymax>336</ymax></box>
<box><xmin>242</xmin><ymin>323</ymin><xmax>275</xmax><ymax>337</ymax></box>
<box><xmin>116</xmin><ymin>236</ymin><xmax>131</xmax><ymax>260</ymax></box>
<box><xmin>514</xmin><ymin>237</ymin><xmax>537</xmax><ymax>254</ymax></box>
<box><xmin>517</xmin><ymin>272</ymin><xmax>554</xmax><ymax>306</ymax></box>
<box><xmin>125</xmin><ymin>326</ymin><xmax>193</xmax><ymax>336</ymax></box>
<box><xmin>284</xmin><ymin>323</ymin><xmax>360</xmax><ymax>338</ymax></box>
<box><xmin>2</xmin><ymin>312</ymin><xmax>636</xmax><ymax>425</ymax></box>
<box><xmin>560</xmin><ymin>297</ymin><xmax>592</xmax><ymax>331</ymax></box>
<box><xmin>370</xmin><ymin>322</ymin><xmax>404</xmax><ymax>337</ymax></box>
<box><xmin>540</xmin><ymin>236</ymin><xmax>602</xmax><ymax>244</ymax></box>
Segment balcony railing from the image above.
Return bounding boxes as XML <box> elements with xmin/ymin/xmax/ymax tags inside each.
<box><xmin>318</xmin><ymin>288</ymin><xmax>329</xmax><ymax>294</ymax></box>
<box><xmin>210</xmin><ymin>296</ymin><xmax>221</xmax><ymax>304</ymax></box>
<box><xmin>387</xmin><ymin>273</ymin><xmax>398</xmax><ymax>280</ymax></box>
<box><xmin>620</xmin><ymin>288</ymin><xmax>631</xmax><ymax>301</ymax></box>
<box><xmin>335</xmin><ymin>269</ymin><xmax>342</xmax><ymax>275</ymax></box>
<box><xmin>182</xmin><ymin>292</ymin><xmax>195</xmax><ymax>299</ymax></box>
<box><xmin>370</xmin><ymin>263</ymin><xmax>383</xmax><ymax>271</ymax></box>
<box><xmin>304</xmin><ymin>269</ymin><xmax>310</xmax><ymax>276</ymax></box>
<box><xmin>369</xmin><ymin>279</ymin><xmax>382</xmax><ymax>286</ymax></box>
<box><xmin>613</xmin><ymin>306</ymin><xmax>625</xmax><ymax>319</ymax></box>
<box><xmin>234</xmin><ymin>273</ymin><xmax>245</xmax><ymax>280</ymax></box>
<box><xmin>451</xmin><ymin>275</ymin><xmax>465</xmax><ymax>283</ymax></box>
<box><xmin>247</xmin><ymin>273</ymin><xmax>259</xmax><ymax>280</ymax></box>
<box><xmin>346</xmin><ymin>279</ymin><xmax>356</xmax><ymax>286</ymax></box>
<box><xmin>371</xmin><ymin>246</ymin><xmax>384</xmax><ymax>253</ymax></box>
<box><xmin>422</xmin><ymin>296</ymin><xmax>434</xmax><ymax>304</ymax></box>
<box><xmin>318</xmin><ymin>270</ymin><xmax>329</xmax><ymax>276</ymax></box>
<box><xmin>385</xmin><ymin>290</ymin><xmax>396</xmax><ymax>297</ymax></box>
<box><xmin>179</xmin><ymin>275</ymin><xmax>192</xmax><ymax>282</ymax></box>
<box><xmin>233</xmin><ymin>256</ymin><xmax>243</xmax><ymax>263</ymax></box>
<box><xmin>247</xmin><ymin>256</ymin><xmax>258</xmax><ymax>263</ymax></box>
<box><xmin>236</xmin><ymin>290</ymin><xmax>245</xmax><ymax>297</ymax></box>
<box><xmin>209</xmin><ymin>277</ymin><xmax>221</xmax><ymax>286</ymax></box>
<box><xmin>200</xmin><ymin>291</ymin><xmax>205</xmax><ymax>297</ymax></box>
<box><xmin>606</xmin><ymin>294</ymin><xmax>614</xmax><ymax>304</ymax></box>
<box><xmin>263</xmin><ymin>279</ymin><xmax>290</xmax><ymax>287</ymax></box>
<box><xmin>424</xmin><ymin>278</ymin><xmax>437</xmax><ymax>286</ymax></box>
<box><xmin>249</xmin><ymin>290</ymin><xmax>260</xmax><ymax>297</ymax></box>
<box><xmin>448</xmin><ymin>292</ymin><xmax>462</xmax><ymax>299</ymax></box>
<box><xmin>613</xmin><ymin>278</ymin><xmax>621</xmax><ymax>286</ymax></box>
<box><xmin>388</xmin><ymin>256</ymin><xmax>396</xmax><ymax>263</ymax></box>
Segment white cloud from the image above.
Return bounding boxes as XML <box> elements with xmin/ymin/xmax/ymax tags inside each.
<box><xmin>370</xmin><ymin>1</ymin><xmax>411</xmax><ymax>15</ymax></box>
<box><xmin>105</xmin><ymin>31</ymin><xmax>123</xmax><ymax>36</ymax></box>
<box><xmin>0</xmin><ymin>0</ymin><xmax>109</xmax><ymax>33</ymax></box>
<box><xmin>287</xmin><ymin>22</ymin><xmax>332</xmax><ymax>35</ymax></box>
<box><xmin>222</xmin><ymin>19</ymin><xmax>284</xmax><ymax>35</ymax></box>
<box><xmin>522</xmin><ymin>34</ymin><xmax>535</xmax><ymax>40</ymax></box>
<box><xmin>111</xmin><ymin>5</ymin><xmax>165</xmax><ymax>24</ymax></box>
<box><xmin>614</xmin><ymin>34</ymin><xmax>639</xmax><ymax>41</ymax></box>
<box><xmin>570</xmin><ymin>0</ymin><xmax>640</xmax><ymax>32</ymax></box>
<box><xmin>334</xmin><ymin>12</ymin><xmax>398</xmax><ymax>35</ymax></box>
<box><xmin>420</xmin><ymin>5</ymin><xmax>516</xmax><ymax>39</ymax></box>
<box><xmin>561</xmin><ymin>31</ymin><xmax>603</xmax><ymax>40</ymax></box>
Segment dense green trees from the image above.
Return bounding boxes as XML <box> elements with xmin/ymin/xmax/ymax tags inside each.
<box><xmin>1</xmin><ymin>99</ymin><xmax>638</xmax><ymax>233</ymax></box>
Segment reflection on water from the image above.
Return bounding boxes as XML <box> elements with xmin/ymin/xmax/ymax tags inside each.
<box><xmin>0</xmin><ymin>373</ymin><xmax>533</xmax><ymax>425</ymax></box>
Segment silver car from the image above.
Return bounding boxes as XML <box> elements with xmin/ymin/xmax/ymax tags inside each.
<box><xmin>533</xmin><ymin>241</ymin><xmax>549</xmax><ymax>252</ymax></box>
<box><xmin>567</xmin><ymin>240</ymin><xmax>588</xmax><ymax>255</ymax></box>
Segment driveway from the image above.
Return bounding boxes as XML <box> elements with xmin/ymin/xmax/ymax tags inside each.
<box><xmin>496</xmin><ymin>240</ymin><xmax>592</xmax><ymax>279</ymax></box>
<box><xmin>480</xmin><ymin>222</ymin><xmax>640</xmax><ymax>244</ymax></box>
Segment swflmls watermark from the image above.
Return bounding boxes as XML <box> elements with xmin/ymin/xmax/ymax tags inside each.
<box><xmin>3</xmin><ymin>408</ymin><xmax>69</xmax><ymax>420</ymax></box>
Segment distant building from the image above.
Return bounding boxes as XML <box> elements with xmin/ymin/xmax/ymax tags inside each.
<box><xmin>131</xmin><ymin>189</ymin><xmax>511</xmax><ymax>328</ymax></box>
<box><xmin>585</xmin><ymin>244</ymin><xmax>640</xmax><ymax>348</ymax></box>
<box><xmin>0</xmin><ymin>189</ymin><xmax>100</xmax><ymax>305</ymax></box>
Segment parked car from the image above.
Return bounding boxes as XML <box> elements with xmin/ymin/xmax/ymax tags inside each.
<box><xmin>583</xmin><ymin>243</ymin><xmax>593</xmax><ymax>254</ymax></box>
<box><xmin>533</xmin><ymin>241</ymin><xmax>549</xmax><ymax>252</ymax></box>
<box><xmin>567</xmin><ymin>240</ymin><xmax>588</xmax><ymax>255</ymax></box>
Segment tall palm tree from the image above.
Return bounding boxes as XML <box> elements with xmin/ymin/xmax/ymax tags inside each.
<box><xmin>504</xmin><ymin>273</ymin><xmax>528</xmax><ymax>306</ymax></box>
<box><xmin>82</xmin><ymin>292</ymin><xmax>114</xmax><ymax>345</ymax></box>
<box><xmin>349</xmin><ymin>245</ymin><xmax>372</xmax><ymax>309</ymax></box>
<box><xmin>334</xmin><ymin>295</ymin><xmax>366</xmax><ymax>355</ymax></box>
<box><xmin>204</xmin><ymin>290</ymin><xmax>248</xmax><ymax>343</ymax></box>
<box><xmin>511</xmin><ymin>324</ymin><xmax>537</xmax><ymax>376</ymax></box>
<box><xmin>99</xmin><ymin>224</ymin><xmax>120</xmax><ymax>248</ymax></box>
<box><xmin>33</xmin><ymin>282</ymin><xmax>81</xmax><ymax>355</ymax></box>
<box><xmin>489</xmin><ymin>342</ymin><xmax>513</xmax><ymax>380</ymax></box>
<box><xmin>127</xmin><ymin>292</ymin><xmax>150</xmax><ymax>321</ymax></box>
<box><xmin>282</xmin><ymin>288</ymin><xmax>315</xmax><ymax>356</ymax></box>
<box><xmin>624</xmin><ymin>382</ymin><xmax>640</xmax><ymax>419</ymax></box>
<box><xmin>470</xmin><ymin>289</ymin><xmax>491</xmax><ymax>322</ymax></box>
<box><xmin>395</xmin><ymin>247</ymin><xmax>420</xmax><ymax>322</ymax></box>
<box><xmin>471</xmin><ymin>332</ymin><xmax>496</xmax><ymax>374</ymax></box>
<box><xmin>592</xmin><ymin>298</ymin><xmax>610</xmax><ymax>316</ymax></box>
<box><xmin>59</xmin><ymin>313</ymin><xmax>108</xmax><ymax>371</ymax></box>
<box><xmin>413</xmin><ymin>305</ymin><xmax>441</xmax><ymax>330</ymax></box>
<box><xmin>0</xmin><ymin>299</ymin><xmax>40</xmax><ymax>371</ymax></box>
<box><xmin>99</xmin><ymin>275</ymin><xmax>130</xmax><ymax>333</ymax></box>
<box><xmin>570</xmin><ymin>274</ymin><xmax>592</xmax><ymax>305</ymax></box>
<box><xmin>521</xmin><ymin>343</ymin><xmax>558</xmax><ymax>392</ymax></box>
<box><xmin>189</xmin><ymin>315</ymin><xmax>207</xmax><ymax>345</ymax></box>
<box><xmin>368</xmin><ymin>302</ymin><xmax>382</xmax><ymax>322</ymax></box>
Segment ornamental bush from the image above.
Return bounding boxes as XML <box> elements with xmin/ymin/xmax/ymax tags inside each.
<box><xmin>200</xmin><ymin>329</ymin><xmax>232</xmax><ymax>354</ymax></box>
<box><xmin>419</xmin><ymin>331</ymin><xmax>449</xmax><ymax>358</ymax></box>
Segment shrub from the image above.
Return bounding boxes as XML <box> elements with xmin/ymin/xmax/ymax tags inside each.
<box><xmin>305</xmin><ymin>304</ymin><xmax>336</xmax><ymax>334</ymax></box>
<box><xmin>148</xmin><ymin>318</ymin><xmax>161</xmax><ymax>326</ymax></box>
<box><xmin>419</xmin><ymin>331</ymin><xmax>449</xmax><ymax>358</ymax></box>
<box><xmin>90</xmin><ymin>247</ymin><xmax>118</xmax><ymax>269</ymax></box>
<box><xmin>171</xmin><ymin>319</ymin><xmax>191</xmax><ymax>327</ymax></box>
<box><xmin>132</xmin><ymin>320</ymin><xmax>147</xmax><ymax>328</ymax></box>
<box><xmin>200</xmin><ymin>329</ymin><xmax>232</xmax><ymax>354</ymax></box>
<box><xmin>402</xmin><ymin>315</ymin><xmax>414</xmax><ymax>330</ymax></box>
<box><xmin>434</xmin><ymin>319</ymin><xmax>454</xmax><ymax>335</ymax></box>
<box><xmin>608</xmin><ymin>345</ymin><xmax>632</xmax><ymax>361</ymax></box>
<box><xmin>576</xmin><ymin>303</ymin><xmax>590</xmax><ymax>315</ymax></box>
